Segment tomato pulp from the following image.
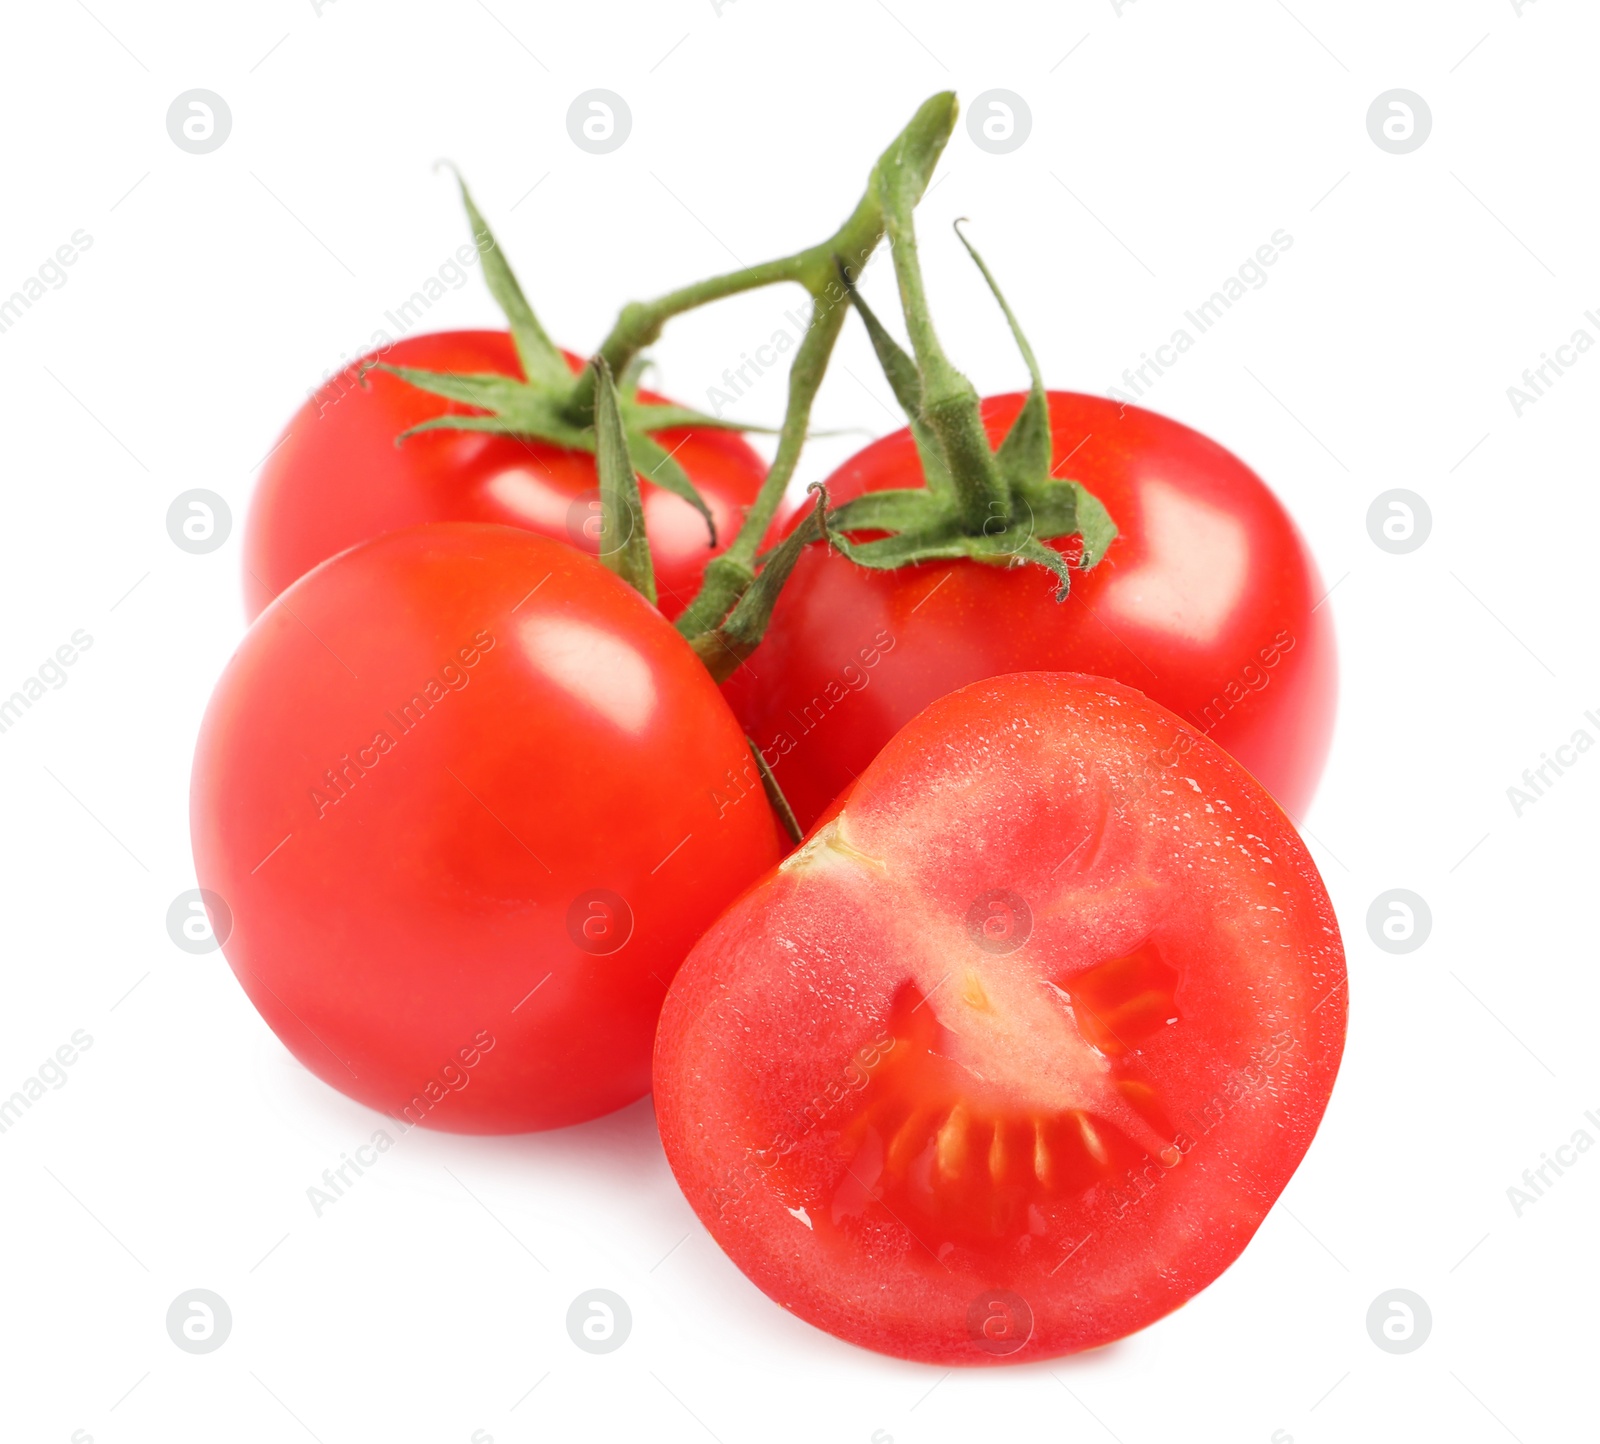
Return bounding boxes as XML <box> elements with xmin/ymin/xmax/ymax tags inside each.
<box><xmin>243</xmin><ymin>331</ymin><xmax>767</xmax><ymax>622</ymax></box>
<box><xmin>656</xmin><ymin>673</ymin><xmax>1346</xmax><ymax>1363</ymax></box>
<box><xmin>727</xmin><ymin>392</ymin><xmax>1336</xmax><ymax>828</ymax></box>
<box><xmin>193</xmin><ymin>523</ymin><xmax>786</xmax><ymax>1132</ymax></box>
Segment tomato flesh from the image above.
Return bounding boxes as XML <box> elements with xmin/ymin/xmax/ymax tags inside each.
<box><xmin>193</xmin><ymin>523</ymin><xmax>786</xmax><ymax>1132</ymax></box>
<box><xmin>729</xmin><ymin>392</ymin><xmax>1336</xmax><ymax>827</ymax></box>
<box><xmin>243</xmin><ymin>331</ymin><xmax>767</xmax><ymax>621</ymax></box>
<box><xmin>655</xmin><ymin>673</ymin><xmax>1346</xmax><ymax>1362</ymax></box>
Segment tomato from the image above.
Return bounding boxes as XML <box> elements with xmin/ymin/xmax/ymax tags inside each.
<box><xmin>192</xmin><ymin>523</ymin><xmax>786</xmax><ymax>1132</ymax></box>
<box><xmin>655</xmin><ymin>672</ymin><xmax>1346</xmax><ymax>1364</ymax></box>
<box><xmin>729</xmin><ymin>392</ymin><xmax>1336</xmax><ymax>828</ymax></box>
<box><xmin>242</xmin><ymin>331</ymin><xmax>767</xmax><ymax>622</ymax></box>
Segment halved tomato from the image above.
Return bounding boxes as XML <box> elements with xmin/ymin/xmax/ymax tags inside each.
<box><xmin>655</xmin><ymin>672</ymin><xmax>1346</xmax><ymax>1363</ymax></box>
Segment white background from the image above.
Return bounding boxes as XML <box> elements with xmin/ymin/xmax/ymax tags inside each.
<box><xmin>1</xmin><ymin>1</ymin><xmax>1595</xmax><ymax>1440</ymax></box>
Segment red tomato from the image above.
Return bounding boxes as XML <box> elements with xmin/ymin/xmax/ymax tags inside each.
<box><xmin>242</xmin><ymin>331</ymin><xmax>767</xmax><ymax>622</ymax></box>
<box><xmin>192</xmin><ymin>523</ymin><xmax>785</xmax><ymax>1132</ymax></box>
<box><xmin>730</xmin><ymin>392</ymin><xmax>1336</xmax><ymax>827</ymax></box>
<box><xmin>656</xmin><ymin>672</ymin><xmax>1346</xmax><ymax>1363</ymax></box>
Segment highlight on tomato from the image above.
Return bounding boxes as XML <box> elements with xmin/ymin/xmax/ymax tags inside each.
<box><xmin>655</xmin><ymin>672</ymin><xmax>1347</xmax><ymax>1363</ymax></box>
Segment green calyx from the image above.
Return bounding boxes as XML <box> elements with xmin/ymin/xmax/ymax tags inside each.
<box><xmin>828</xmin><ymin>205</ymin><xmax>1116</xmax><ymax>601</ymax></box>
<box><xmin>374</xmin><ymin>166</ymin><xmax>752</xmax><ymax>547</ymax></box>
<box><xmin>589</xmin><ymin>355</ymin><xmax>657</xmax><ymax>606</ymax></box>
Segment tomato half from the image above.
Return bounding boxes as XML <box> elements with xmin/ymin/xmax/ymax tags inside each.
<box><xmin>193</xmin><ymin>523</ymin><xmax>786</xmax><ymax>1132</ymax></box>
<box><xmin>728</xmin><ymin>392</ymin><xmax>1336</xmax><ymax>828</ymax></box>
<box><xmin>242</xmin><ymin>331</ymin><xmax>767</xmax><ymax>622</ymax></box>
<box><xmin>656</xmin><ymin>672</ymin><xmax>1346</xmax><ymax>1363</ymax></box>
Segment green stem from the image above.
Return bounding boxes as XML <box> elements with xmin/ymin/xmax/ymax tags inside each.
<box><xmin>563</xmin><ymin>100</ymin><xmax>951</xmax><ymax>427</ymax></box>
<box><xmin>669</xmin><ymin>92</ymin><xmax>959</xmax><ymax>639</ymax></box>
<box><xmin>877</xmin><ymin>149</ymin><xmax>1010</xmax><ymax>532</ymax></box>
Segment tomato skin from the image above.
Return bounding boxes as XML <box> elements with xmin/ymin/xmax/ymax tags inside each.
<box><xmin>656</xmin><ymin>673</ymin><xmax>1346</xmax><ymax>1364</ymax></box>
<box><xmin>243</xmin><ymin>331</ymin><xmax>767</xmax><ymax>622</ymax></box>
<box><xmin>193</xmin><ymin>523</ymin><xmax>785</xmax><ymax>1132</ymax></box>
<box><xmin>730</xmin><ymin>392</ymin><xmax>1336</xmax><ymax>827</ymax></box>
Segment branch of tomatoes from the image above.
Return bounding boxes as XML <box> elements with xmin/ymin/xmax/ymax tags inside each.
<box><xmin>381</xmin><ymin>93</ymin><xmax>1115</xmax><ymax>672</ymax></box>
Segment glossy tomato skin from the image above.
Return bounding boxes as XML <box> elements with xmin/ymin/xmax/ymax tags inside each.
<box><xmin>194</xmin><ymin>523</ymin><xmax>785</xmax><ymax>1133</ymax></box>
<box><xmin>656</xmin><ymin>673</ymin><xmax>1346</xmax><ymax>1364</ymax></box>
<box><xmin>729</xmin><ymin>392</ymin><xmax>1335</xmax><ymax>828</ymax></box>
<box><xmin>243</xmin><ymin>331</ymin><xmax>767</xmax><ymax>622</ymax></box>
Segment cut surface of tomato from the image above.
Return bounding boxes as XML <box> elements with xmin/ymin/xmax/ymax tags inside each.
<box><xmin>655</xmin><ymin>672</ymin><xmax>1346</xmax><ymax>1363</ymax></box>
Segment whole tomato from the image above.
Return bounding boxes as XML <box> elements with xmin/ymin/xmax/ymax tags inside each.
<box><xmin>242</xmin><ymin>331</ymin><xmax>767</xmax><ymax>622</ymax></box>
<box><xmin>728</xmin><ymin>392</ymin><xmax>1335</xmax><ymax>828</ymax></box>
<box><xmin>192</xmin><ymin>522</ymin><xmax>785</xmax><ymax>1132</ymax></box>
